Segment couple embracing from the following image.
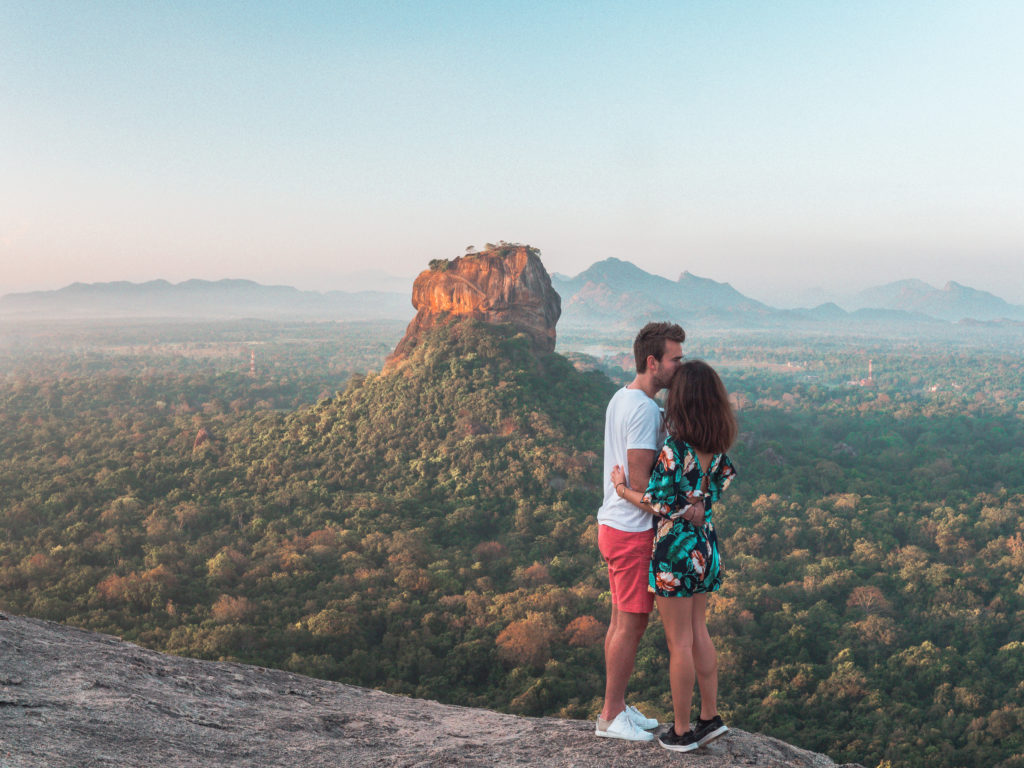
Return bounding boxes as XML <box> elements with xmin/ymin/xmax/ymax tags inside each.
<box><xmin>594</xmin><ymin>322</ymin><xmax>737</xmax><ymax>753</ymax></box>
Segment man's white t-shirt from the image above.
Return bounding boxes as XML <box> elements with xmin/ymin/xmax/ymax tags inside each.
<box><xmin>597</xmin><ymin>386</ymin><xmax>665</xmax><ymax>532</ymax></box>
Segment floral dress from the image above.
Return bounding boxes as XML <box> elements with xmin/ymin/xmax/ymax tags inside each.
<box><xmin>642</xmin><ymin>438</ymin><xmax>737</xmax><ymax>597</ymax></box>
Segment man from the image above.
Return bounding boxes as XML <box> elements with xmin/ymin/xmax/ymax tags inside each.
<box><xmin>594</xmin><ymin>321</ymin><xmax>685</xmax><ymax>741</ymax></box>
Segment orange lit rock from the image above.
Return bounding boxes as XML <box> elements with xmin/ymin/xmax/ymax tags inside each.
<box><xmin>389</xmin><ymin>244</ymin><xmax>561</xmax><ymax>363</ymax></box>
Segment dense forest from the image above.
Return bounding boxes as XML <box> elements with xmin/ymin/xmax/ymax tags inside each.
<box><xmin>0</xmin><ymin>317</ymin><xmax>1021</xmax><ymax>768</ymax></box>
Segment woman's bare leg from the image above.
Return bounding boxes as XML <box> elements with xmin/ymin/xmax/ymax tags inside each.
<box><xmin>656</xmin><ymin>594</ymin><xmax>695</xmax><ymax>734</ymax></box>
<box><xmin>690</xmin><ymin>593</ymin><xmax>718</xmax><ymax>719</ymax></box>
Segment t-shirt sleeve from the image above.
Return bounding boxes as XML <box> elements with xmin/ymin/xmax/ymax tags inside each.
<box><xmin>625</xmin><ymin>399</ymin><xmax>661</xmax><ymax>451</ymax></box>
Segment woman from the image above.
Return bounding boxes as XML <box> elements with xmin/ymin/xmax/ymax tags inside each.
<box><xmin>610</xmin><ymin>360</ymin><xmax>737</xmax><ymax>752</ymax></box>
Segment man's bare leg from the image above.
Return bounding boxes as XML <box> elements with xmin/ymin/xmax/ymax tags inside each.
<box><xmin>600</xmin><ymin>604</ymin><xmax>649</xmax><ymax>721</ymax></box>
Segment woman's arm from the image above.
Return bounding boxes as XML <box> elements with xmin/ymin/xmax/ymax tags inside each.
<box><xmin>610</xmin><ymin>463</ymin><xmax>656</xmax><ymax>513</ymax></box>
<box><xmin>610</xmin><ymin>464</ymin><xmax>705</xmax><ymax>525</ymax></box>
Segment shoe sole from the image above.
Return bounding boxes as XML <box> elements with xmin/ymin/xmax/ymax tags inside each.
<box><xmin>697</xmin><ymin>724</ymin><xmax>729</xmax><ymax>746</ymax></box>
<box><xmin>657</xmin><ymin>736</ymin><xmax>699</xmax><ymax>752</ymax></box>
<box><xmin>595</xmin><ymin>728</ymin><xmax>654</xmax><ymax>742</ymax></box>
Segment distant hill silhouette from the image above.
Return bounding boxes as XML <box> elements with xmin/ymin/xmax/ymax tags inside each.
<box><xmin>0</xmin><ymin>278</ymin><xmax>413</xmax><ymax>321</ymax></box>
<box><xmin>551</xmin><ymin>258</ymin><xmax>1024</xmax><ymax>332</ymax></box>
<box><xmin>551</xmin><ymin>258</ymin><xmax>769</xmax><ymax>329</ymax></box>
<box><xmin>4</xmin><ymin>258</ymin><xmax>1024</xmax><ymax>330</ymax></box>
<box><xmin>843</xmin><ymin>279</ymin><xmax>1024</xmax><ymax>322</ymax></box>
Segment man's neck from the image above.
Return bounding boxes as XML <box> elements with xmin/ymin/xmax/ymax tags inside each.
<box><xmin>627</xmin><ymin>374</ymin><xmax>659</xmax><ymax>400</ymax></box>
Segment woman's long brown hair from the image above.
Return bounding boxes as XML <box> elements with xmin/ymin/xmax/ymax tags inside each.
<box><xmin>665</xmin><ymin>360</ymin><xmax>737</xmax><ymax>454</ymax></box>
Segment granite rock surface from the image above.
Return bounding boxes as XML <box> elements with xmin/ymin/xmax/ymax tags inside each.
<box><xmin>389</xmin><ymin>245</ymin><xmax>561</xmax><ymax>363</ymax></box>
<box><xmin>0</xmin><ymin>613</ymin><xmax>865</xmax><ymax>768</ymax></box>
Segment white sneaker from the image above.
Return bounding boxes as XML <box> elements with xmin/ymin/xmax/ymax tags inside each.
<box><xmin>625</xmin><ymin>704</ymin><xmax>658</xmax><ymax>730</ymax></box>
<box><xmin>595</xmin><ymin>709</ymin><xmax>655</xmax><ymax>741</ymax></box>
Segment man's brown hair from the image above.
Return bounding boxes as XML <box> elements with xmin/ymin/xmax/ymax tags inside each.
<box><xmin>633</xmin><ymin>321</ymin><xmax>686</xmax><ymax>373</ymax></box>
<box><xmin>665</xmin><ymin>360</ymin><xmax>737</xmax><ymax>454</ymax></box>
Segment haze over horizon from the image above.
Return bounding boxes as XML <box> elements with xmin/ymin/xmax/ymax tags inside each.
<box><xmin>3</xmin><ymin>2</ymin><xmax>1023</xmax><ymax>305</ymax></box>
<box><xmin>5</xmin><ymin>262</ymin><xmax>1024</xmax><ymax>315</ymax></box>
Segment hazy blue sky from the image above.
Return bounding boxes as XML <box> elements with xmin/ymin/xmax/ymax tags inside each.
<box><xmin>3</xmin><ymin>1</ymin><xmax>1023</xmax><ymax>305</ymax></box>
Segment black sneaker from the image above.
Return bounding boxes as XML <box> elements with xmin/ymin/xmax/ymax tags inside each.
<box><xmin>694</xmin><ymin>714</ymin><xmax>729</xmax><ymax>746</ymax></box>
<box><xmin>658</xmin><ymin>723</ymin><xmax>700</xmax><ymax>752</ymax></box>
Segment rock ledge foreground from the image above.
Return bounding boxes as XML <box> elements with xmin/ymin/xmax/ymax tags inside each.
<box><xmin>0</xmin><ymin>613</ymin><xmax>864</xmax><ymax>768</ymax></box>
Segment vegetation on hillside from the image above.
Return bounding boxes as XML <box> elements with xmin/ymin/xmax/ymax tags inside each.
<box><xmin>0</xmin><ymin>318</ymin><xmax>1021</xmax><ymax>768</ymax></box>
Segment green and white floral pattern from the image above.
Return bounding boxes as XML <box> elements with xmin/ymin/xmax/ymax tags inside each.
<box><xmin>642</xmin><ymin>438</ymin><xmax>736</xmax><ymax>597</ymax></box>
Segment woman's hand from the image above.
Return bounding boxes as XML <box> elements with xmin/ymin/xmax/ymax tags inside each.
<box><xmin>611</xmin><ymin>464</ymin><xmax>663</xmax><ymax>518</ymax></box>
<box><xmin>683</xmin><ymin>491</ymin><xmax>706</xmax><ymax>526</ymax></box>
<box><xmin>610</xmin><ymin>464</ymin><xmax>626</xmax><ymax>489</ymax></box>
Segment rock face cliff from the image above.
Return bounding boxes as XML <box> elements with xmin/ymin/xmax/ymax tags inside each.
<box><xmin>389</xmin><ymin>244</ymin><xmax>561</xmax><ymax>364</ymax></box>
<box><xmin>0</xmin><ymin>613</ymin><xmax>865</xmax><ymax>768</ymax></box>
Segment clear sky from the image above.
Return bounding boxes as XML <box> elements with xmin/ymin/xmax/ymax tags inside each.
<box><xmin>2</xmin><ymin>1</ymin><xmax>1023</xmax><ymax>305</ymax></box>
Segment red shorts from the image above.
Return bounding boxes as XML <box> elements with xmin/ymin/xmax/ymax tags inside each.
<box><xmin>598</xmin><ymin>524</ymin><xmax>655</xmax><ymax>614</ymax></box>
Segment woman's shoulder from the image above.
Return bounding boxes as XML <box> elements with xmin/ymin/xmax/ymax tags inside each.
<box><xmin>659</xmin><ymin>437</ymin><xmax>700</xmax><ymax>475</ymax></box>
<box><xmin>664</xmin><ymin>435</ymin><xmax>694</xmax><ymax>453</ymax></box>
<box><xmin>661</xmin><ymin>436</ymin><xmax>691</xmax><ymax>461</ymax></box>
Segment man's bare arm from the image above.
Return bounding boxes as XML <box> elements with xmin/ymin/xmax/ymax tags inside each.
<box><xmin>626</xmin><ymin>448</ymin><xmax>657</xmax><ymax>493</ymax></box>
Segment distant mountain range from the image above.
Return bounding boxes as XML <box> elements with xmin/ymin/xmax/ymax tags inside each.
<box><xmin>3</xmin><ymin>261</ymin><xmax>1023</xmax><ymax>330</ymax></box>
<box><xmin>0</xmin><ymin>279</ymin><xmax>415</xmax><ymax>321</ymax></box>
<box><xmin>843</xmin><ymin>279</ymin><xmax>1024</xmax><ymax>322</ymax></box>
<box><xmin>550</xmin><ymin>259</ymin><xmax>773</xmax><ymax>329</ymax></box>
<box><xmin>551</xmin><ymin>258</ymin><xmax>1024</xmax><ymax>331</ymax></box>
